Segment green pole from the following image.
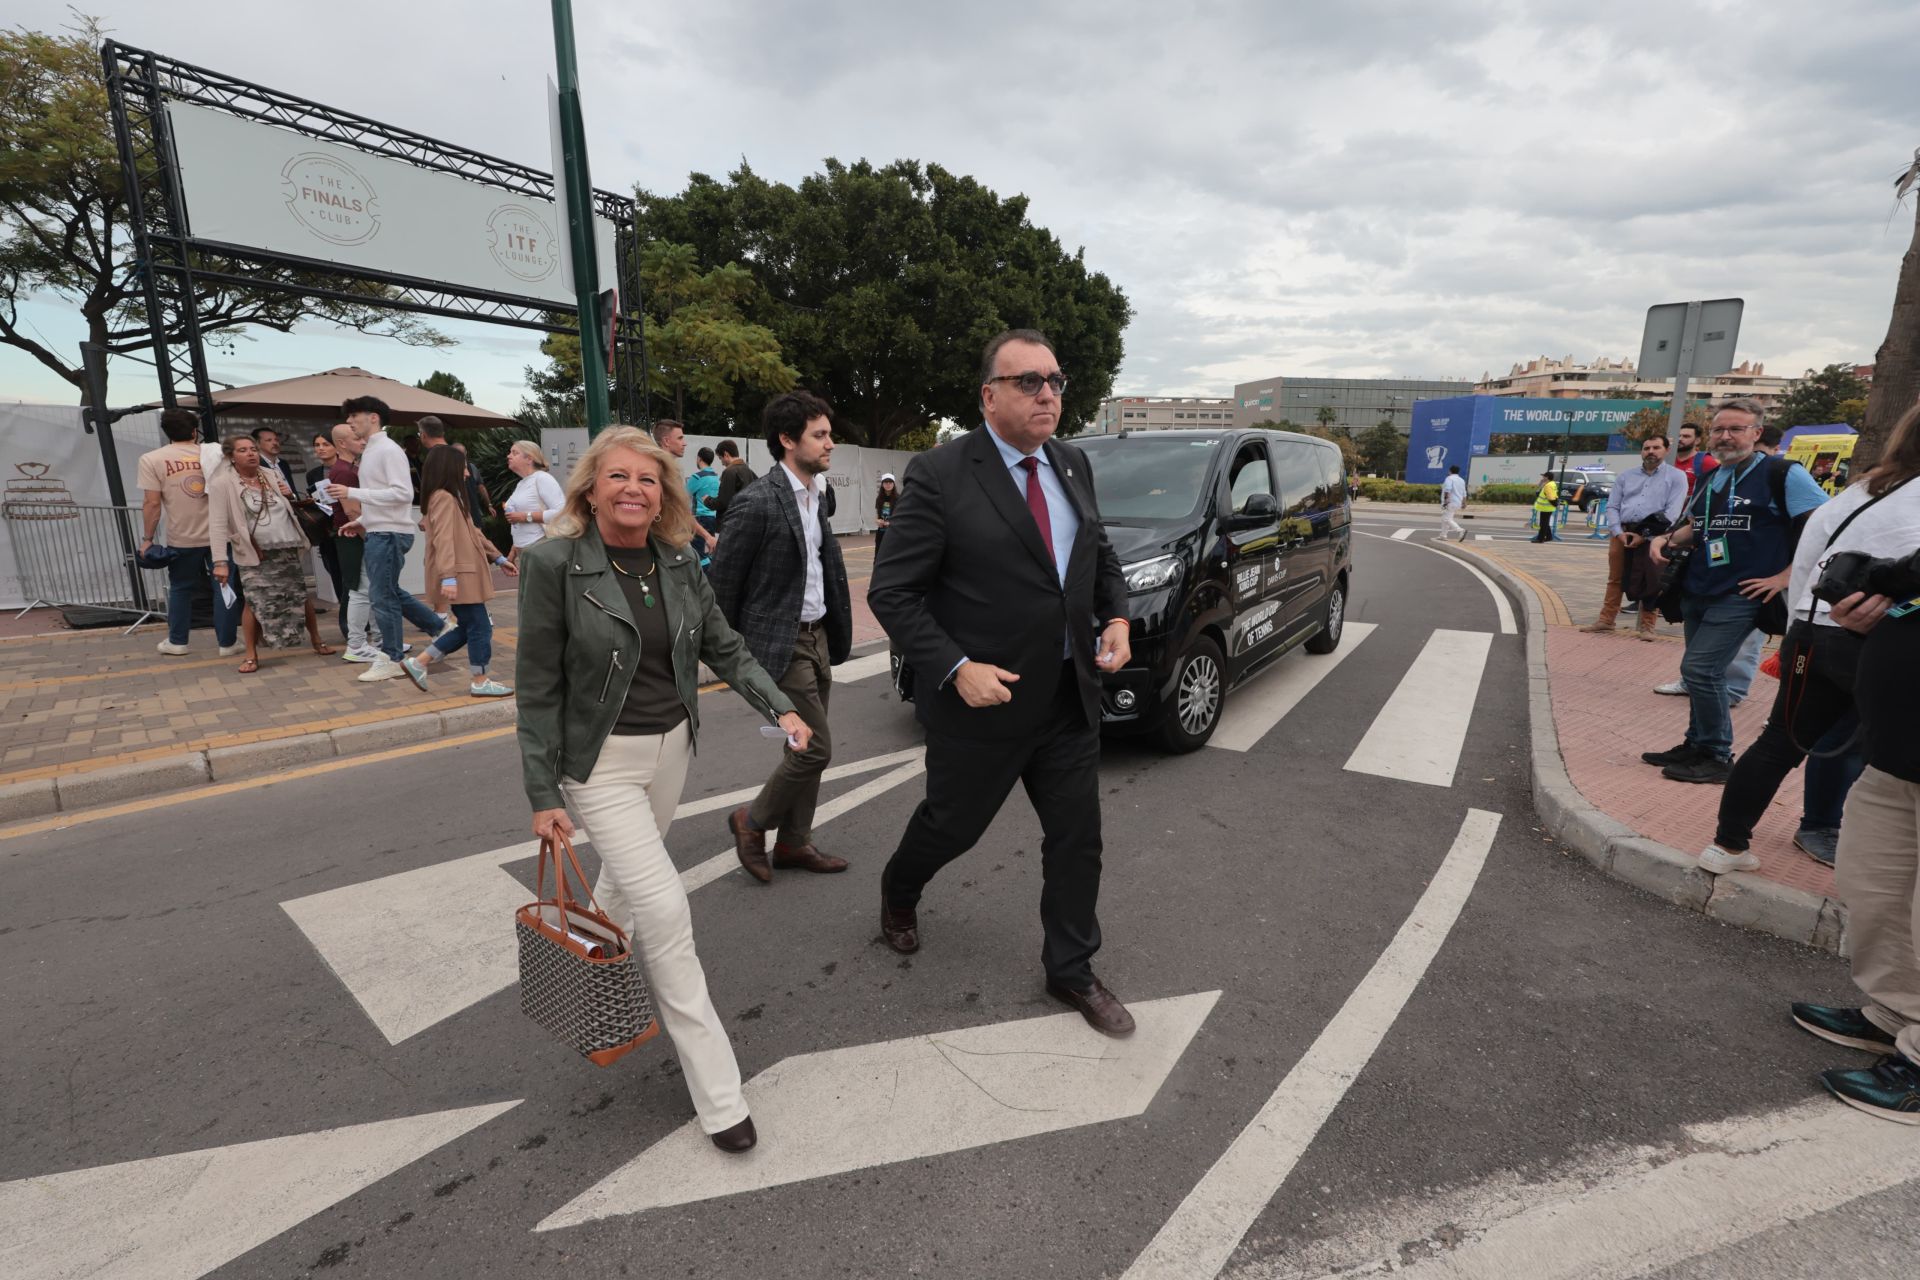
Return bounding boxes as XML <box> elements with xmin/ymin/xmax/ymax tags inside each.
<box><xmin>551</xmin><ymin>0</ymin><xmax>610</xmax><ymax>434</ymax></box>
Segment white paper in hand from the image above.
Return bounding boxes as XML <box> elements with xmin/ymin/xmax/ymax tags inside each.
<box><xmin>218</xmin><ymin>582</ymin><xmax>238</xmax><ymax>610</ymax></box>
<box><xmin>760</xmin><ymin>724</ymin><xmax>801</xmax><ymax>749</ymax></box>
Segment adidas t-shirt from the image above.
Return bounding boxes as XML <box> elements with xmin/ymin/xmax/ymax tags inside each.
<box><xmin>136</xmin><ymin>441</ymin><xmax>209</xmax><ymax>547</ymax></box>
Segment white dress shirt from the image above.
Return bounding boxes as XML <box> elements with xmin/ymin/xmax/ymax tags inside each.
<box><xmin>782</xmin><ymin>462</ymin><xmax>827</xmax><ymax>623</ymax></box>
<box><xmin>1440</xmin><ymin>474</ymin><xmax>1467</xmax><ymax>508</ymax></box>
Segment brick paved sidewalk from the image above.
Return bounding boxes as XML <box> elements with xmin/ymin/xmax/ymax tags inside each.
<box><xmin>1452</xmin><ymin>537</ymin><xmax>1832</xmax><ymax>901</ymax></box>
<box><xmin>1</xmin><ymin>537</ymin><xmax>887</xmax><ymax>790</ymax></box>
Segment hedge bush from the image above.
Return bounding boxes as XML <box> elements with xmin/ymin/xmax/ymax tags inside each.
<box><xmin>1355</xmin><ymin>478</ymin><xmax>1539</xmax><ymax>504</ymax></box>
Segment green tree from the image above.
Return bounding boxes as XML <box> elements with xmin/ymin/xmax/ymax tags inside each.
<box><xmin>0</xmin><ymin>19</ymin><xmax>447</xmax><ymax>404</ymax></box>
<box><xmin>640</xmin><ymin>241</ymin><xmax>798</xmax><ymax>422</ymax></box>
<box><xmin>1314</xmin><ymin>406</ymin><xmax>1338</xmax><ymax>431</ymax></box>
<box><xmin>1355</xmin><ymin>419</ymin><xmax>1404</xmax><ymax>474</ymax></box>
<box><xmin>1771</xmin><ymin>362</ymin><xmax>1870</xmax><ymax>429</ymax></box>
<box><xmin>1836</xmin><ymin>397</ymin><xmax>1868</xmax><ymax>429</ymax></box>
<box><xmin>629</xmin><ymin>159</ymin><xmax>1131</xmax><ymax>447</ymax></box>
<box><xmin>415</xmin><ymin>370</ymin><xmax>473</xmax><ymax>403</ymax></box>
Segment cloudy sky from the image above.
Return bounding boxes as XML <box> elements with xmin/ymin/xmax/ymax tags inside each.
<box><xmin>4</xmin><ymin>0</ymin><xmax>1915</xmax><ymax>417</ymax></box>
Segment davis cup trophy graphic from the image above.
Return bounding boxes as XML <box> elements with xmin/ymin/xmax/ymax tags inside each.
<box><xmin>1425</xmin><ymin>444</ymin><xmax>1448</xmax><ymax>470</ymax></box>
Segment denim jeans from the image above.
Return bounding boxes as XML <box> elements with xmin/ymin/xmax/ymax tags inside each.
<box><xmin>362</xmin><ymin>532</ymin><xmax>444</xmax><ymax>661</ymax></box>
<box><xmin>164</xmin><ymin>544</ymin><xmax>239</xmax><ymax>647</ymax></box>
<box><xmin>427</xmin><ymin>602</ymin><xmax>493</xmax><ymax>674</ymax></box>
<box><xmin>1679</xmin><ymin>592</ymin><xmax>1761</xmax><ymax>761</ymax></box>
<box><xmin>1802</xmin><ymin>713</ymin><xmax>1866</xmax><ymax>833</ymax></box>
<box><xmin>1726</xmin><ymin>628</ymin><xmax>1764</xmax><ymax>703</ymax></box>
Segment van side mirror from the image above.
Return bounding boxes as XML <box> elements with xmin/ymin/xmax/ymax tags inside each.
<box><xmin>1227</xmin><ymin>491</ymin><xmax>1279</xmax><ymax>527</ymax></box>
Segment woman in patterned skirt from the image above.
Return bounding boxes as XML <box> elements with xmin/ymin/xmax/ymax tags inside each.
<box><xmin>208</xmin><ymin>435</ymin><xmax>334</xmax><ymax>673</ymax></box>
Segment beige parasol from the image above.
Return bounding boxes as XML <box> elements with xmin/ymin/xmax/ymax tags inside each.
<box><xmin>180</xmin><ymin>367</ymin><xmax>511</xmax><ymax>428</ymax></box>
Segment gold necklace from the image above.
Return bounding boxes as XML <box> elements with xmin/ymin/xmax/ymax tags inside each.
<box><xmin>607</xmin><ymin>551</ymin><xmax>657</xmax><ymax>607</ymax></box>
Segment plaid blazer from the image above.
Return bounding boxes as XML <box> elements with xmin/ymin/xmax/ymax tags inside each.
<box><xmin>707</xmin><ymin>463</ymin><xmax>853</xmax><ymax>678</ymax></box>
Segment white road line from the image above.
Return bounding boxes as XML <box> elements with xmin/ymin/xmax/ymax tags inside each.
<box><xmin>678</xmin><ymin>758</ymin><xmax>926</xmax><ymax>892</ymax></box>
<box><xmin>1355</xmin><ymin>530</ymin><xmax>1516</xmax><ymax>635</ymax></box>
<box><xmin>1390</xmin><ymin>527</ymin><xmax>1416</xmax><ymax>540</ymax></box>
<box><xmin>832</xmin><ymin>650</ymin><xmax>894</xmax><ymax>684</ymax></box>
<box><xmin>1207</xmin><ymin>624</ymin><xmax>1378</xmax><ymax>752</ymax></box>
<box><xmin>1121</xmin><ymin>809</ymin><xmax>1502</xmax><ymax>1280</ymax></box>
<box><xmin>1268</xmin><ymin>1099</ymin><xmax>1920</xmax><ymax>1280</ymax></box>
<box><xmin>0</xmin><ymin>1100</ymin><xmax>519</xmax><ymax>1280</ymax></box>
<box><xmin>537</xmin><ymin>992</ymin><xmax>1221</xmax><ymax>1229</ymax></box>
<box><xmin>1343</xmin><ymin>629</ymin><xmax>1494</xmax><ymax>787</ymax></box>
<box><xmin>1475</xmin><ymin>534</ymin><xmax>1492</xmax><ymax>541</ymax></box>
<box><xmin>674</xmin><ymin>747</ymin><xmax>924</xmax><ymax>820</ymax></box>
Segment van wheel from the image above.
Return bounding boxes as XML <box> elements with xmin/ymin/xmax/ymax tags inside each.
<box><xmin>1159</xmin><ymin>636</ymin><xmax>1224</xmax><ymax>753</ymax></box>
<box><xmin>1306</xmin><ymin>582</ymin><xmax>1345</xmax><ymax>654</ymax></box>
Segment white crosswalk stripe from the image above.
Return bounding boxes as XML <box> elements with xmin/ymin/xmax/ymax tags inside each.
<box><xmin>1344</xmin><ymin>629</ymin><xmax>1494</xmax><ymax>787</ymax></box>
<box><xmin>1207</xmin><ymin>624</ymin><xmax>1378</xmax><ymax>752</ymax></box>
<box><xmin>1391</xmin><ymin>527</ymin><xmax>1416</xmax><ymax>540</ymax></box>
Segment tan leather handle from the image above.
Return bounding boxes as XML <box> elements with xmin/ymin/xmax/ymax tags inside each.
<box><xmin>537</xmin><ymin>832</ymin><xmax>630</xmax><ymax>947</ymax></box>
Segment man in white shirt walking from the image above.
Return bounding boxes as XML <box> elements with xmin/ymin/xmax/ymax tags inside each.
<box><xmin>329</xmin><ymin>396</ymin><xmax>446</xmax><ymax>682</ymax></box>
<box><xmin>1438</xmin><ymin>466</ymin><xmax>1468</xmax><ymax>541</ymax></box>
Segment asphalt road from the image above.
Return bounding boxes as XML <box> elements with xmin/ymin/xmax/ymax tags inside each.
<box><xmin>2</xmin><ymin>532</ymin><xmax>1910</xmax><ymax>1280</ymax></box>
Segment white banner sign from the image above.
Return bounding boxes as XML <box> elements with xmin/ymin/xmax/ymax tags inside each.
<box><xmin>165</xmin><ymin>102</ymin><xmax>618</xmax><ymax>308</ymax></box>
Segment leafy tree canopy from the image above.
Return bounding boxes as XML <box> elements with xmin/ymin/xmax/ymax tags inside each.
<box><xmin>0</xmin><ymin>19</ymin><xmax>448</xmax><ymax>403</ymax></box>
<box><xmin>1771</xmin><ymin>362</ymin><xmax>1870</xmax><ymax>430</ymax></box>
<box><xmin>415</xmin><ymin>370</ymin><xmax>472</xmax><ymax>403</ymax></box>
<box><xmin>627</xmin><ymin>158</ymin><xmax>1132</xmax><ymax>448</ymax></box>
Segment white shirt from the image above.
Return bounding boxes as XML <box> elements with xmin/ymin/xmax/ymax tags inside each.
<box><xmin>1787</xmin><ymin>477</ymin><xmax>1920</xmax><ymax>627</ymax></box>
<box><xmin>783</xmin><ymin>462</ymin><xmax>827</xmax><ymax>623</ymax></box>
<box><xmin>503</xmin><ymin>470</ymin><xmax>566</xmax><ymax>549</ymax></box>
<box><xmin>343</xmin><ymin>432</ymin><xmax>416</xmax><ymax>534</ymax></box>
<box><xmin>1440</xmin><ymin>474</ymin><xmax>1467</xmax><ymax>508</ymax></box>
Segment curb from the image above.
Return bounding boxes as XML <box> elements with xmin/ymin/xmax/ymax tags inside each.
<box><xmin>1428</xmin><ymin>540</ymin><xmax>1844</xmax><ymax>956</ymax></box>
<box><xmin>5</xmin><ymin>637</ymin><xmax>895</xmax><ymax>825</ymax></box>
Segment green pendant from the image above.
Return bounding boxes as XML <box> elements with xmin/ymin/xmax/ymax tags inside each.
<box><xmin>642</xmin><ymin>590</ymin><xmax>655</xmax><ymax>608</ymax></box>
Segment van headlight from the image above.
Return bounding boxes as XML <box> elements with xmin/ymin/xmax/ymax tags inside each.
<box><xmin>1123</xmin><ymin>555</ymin><xmax>1182</xmax><ymax>594</ymax></box>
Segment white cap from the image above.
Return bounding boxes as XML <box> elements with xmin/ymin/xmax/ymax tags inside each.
<box><xmin>879</xmin><ymin>472</ymin><xmax>896</xmax><ymax>483</ymax></box>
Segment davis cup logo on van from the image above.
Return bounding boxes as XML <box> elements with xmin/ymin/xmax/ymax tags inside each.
<box><xmin>280</xmin><ymin>153</ymin><xmax>381</xmax><ymax>246</ymax></box>
<box><xmin>485</xmin><ymin>204</ymin><xmax>559</xmax><ymax>283</ymax></box>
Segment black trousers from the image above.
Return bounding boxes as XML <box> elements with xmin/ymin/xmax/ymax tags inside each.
<box><xmin>883</xmin><ymin>662</ymin><xmax>1104</xmax><ymax>987</ymax></box>
<box><xmin>1716</xmin><ymin>623</ymin><xmax>1861</xmax><ymax>852</ymax></box>
<box><xmin>314</xmin><ymin>535</ymin><xmax>347</xmax><ymax>641</ymax></box>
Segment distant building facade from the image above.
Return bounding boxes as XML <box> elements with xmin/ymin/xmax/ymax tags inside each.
<box><xmin>1475</xmin><ymin>354</ymin><xmax>1795</xmax><ymax>408</ymax></box>
<box><xmin>1230</xmin><ymin>375</ymin><xmax>1476</xmax><ymax>434</ymax></box>
<box><xmin>1087</xmin><ymin>396</ymin><xmax>1236</xmax><ymax>435</ymax></box>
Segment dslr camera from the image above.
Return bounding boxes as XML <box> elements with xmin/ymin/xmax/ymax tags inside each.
<box><xmin>1812</xmin><ymin>547</ymin><xmax>1920</xmax><ymax>605</ymax></box>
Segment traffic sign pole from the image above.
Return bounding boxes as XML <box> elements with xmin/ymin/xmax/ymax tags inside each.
<box><xmin>550</xmin><ymin>0</ymin><xmax>610</xmax><ymax>435</ymax></box>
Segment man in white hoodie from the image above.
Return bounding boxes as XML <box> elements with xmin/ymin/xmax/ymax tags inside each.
<box><xmin>331</xmin><ymin>396</ymin><xmax>446</xmax><ymax>682</ymax></box>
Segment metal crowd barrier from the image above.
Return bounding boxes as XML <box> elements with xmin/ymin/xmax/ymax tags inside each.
<box><xmin>3</xmin><ymin>500</ymin><xmax>165</xmax><ymax>633</ymax></box>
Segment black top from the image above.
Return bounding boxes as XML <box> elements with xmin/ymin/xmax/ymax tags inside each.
<box><xmin>606</xmin><ymin>544</ymin><xmax>687</xmax><ymax>736</ymax></box>
<box><xmin>1857</xmin><ymin>607</ymin><xmax>1918</xmax><ymax>783</ymax></box>
<box><xmin>714</xmin><ymin>461</ymin><xmax>755</xmax><ymax>525</ymax></box>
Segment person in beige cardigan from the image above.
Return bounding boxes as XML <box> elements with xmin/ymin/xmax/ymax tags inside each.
<box><xmin>402</xmin><ymin>445</ymin><xmax>517</xmax><ymax>696</ymax></box>
<box><xmin>207</xmin><ymin>435</ymin><xmax>333</xmax><ymax>673</ymax></box>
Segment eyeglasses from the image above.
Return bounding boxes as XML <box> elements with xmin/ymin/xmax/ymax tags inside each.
<box><xmin>988</xmin><ymin>372</ymin><xmax>1068</xmax><ymax>396</ymax></box>
<box><xmin>1707</xmin><ymin>425</ymin><xmax>1757</xmax><ymax>437</ymax></box>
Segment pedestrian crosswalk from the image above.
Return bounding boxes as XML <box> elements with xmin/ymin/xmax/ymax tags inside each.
<box><xmin>1344</xmin><ymin>629</ymin><xmax>1495</xmax><ymax>787</ymax></box>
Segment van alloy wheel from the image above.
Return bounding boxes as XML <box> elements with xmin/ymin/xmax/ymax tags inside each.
<box><xmin>1177</xmin><ymin>653</ymin><xmax>1220</xmax><ymax>734</ymax></box>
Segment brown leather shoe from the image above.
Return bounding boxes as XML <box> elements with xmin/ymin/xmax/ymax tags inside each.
<box><xmin>1580</xmin><ymin>620</ymin><xmax>1616</xmax><ymax>633</ymax></box>
<box><xmin>1046</xmin><ymin>977</ymin><xmax>1136</xmax><ymax>1036</ymax></box>
<box><xmin>710</xmin><ymin>1115</ymin><xmax>757</xmax><ymax>1153</ymax></box>
<box><xmin>728</xmin><ymin>807</ymin><xmax>771</xmax><ymax>883</ymax></box>
<box><xmin>772</xmin><ymin>842</ymin><xmax>849</xmax><ymax>873</ymax></box>
<box><xmin>879</xmin><ymin>884</ymin><xmax>919</xmax><ymax>954</ymax></box>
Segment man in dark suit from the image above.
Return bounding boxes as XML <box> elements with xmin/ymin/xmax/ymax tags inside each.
<box><xmin>711</xmin><ymin>391</ymin><xmax>855</xmax><ymax>883</ymax></box>
<box><xmin>868</xmin><ymin>329</ymin><xmax>1135</xmax><ymax>1035</ymax></box>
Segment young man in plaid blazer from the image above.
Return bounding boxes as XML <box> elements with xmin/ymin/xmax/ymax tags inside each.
<box><xmin>708</xmin><ymin>391</ymin><xmax>855</xmax><ymax>882</ymax></box>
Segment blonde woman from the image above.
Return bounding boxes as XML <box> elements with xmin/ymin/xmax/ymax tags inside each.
<box><xmin>502</xmin><ymin>439</ymin><xmax>566</xmax><ymax>564</ymax></box>
<box><xmin>207</xmin><ymin>435</ymin><xmax>333</xmax><ymax>673</ymax></box>
<box><xmin>515</xmin><ymin>426</ymin><xmax>810</xmax><ymax>1153</ymax></box>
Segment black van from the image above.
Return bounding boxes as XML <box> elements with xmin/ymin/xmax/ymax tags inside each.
<box><xmin>890</xmin><ymin>427</ymin><xmax>1354</xmax><ymax>752</ymax></box>
<box><xmin>1077</xmin><ymin>428</ymin><xmax>1353</xmax><ymax>750</ymax></box>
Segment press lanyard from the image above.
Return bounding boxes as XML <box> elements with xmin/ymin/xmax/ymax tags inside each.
<box><xmin>1699</xmin><ymin>456</ymin><xmax>1760</xmax><ymax>530</ymax></box>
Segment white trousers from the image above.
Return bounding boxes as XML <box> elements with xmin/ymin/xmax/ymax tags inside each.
<box><xmin>345</xmin><ymin>566</ymin><xmax>371</xmax><ymax>650</ymax></box>
<box><xmin>562</xmin><ymin>723</ymin><xmax>748</xmax><ymax>1134</ymax></box>
<box><xmin>1439</xmin><ymin>503</ymin><xmax>1464</xmax><ymax>539</ymax></box>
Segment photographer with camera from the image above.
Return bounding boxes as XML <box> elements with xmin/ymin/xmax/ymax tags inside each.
<box><xmin>1783</xmin><ymin>408</ymin><xmax>1920</xmax><ymax>1123</ymax></box>
<box><xmin>1691</xmin><ymin>403</ymin><xmax>1920</xmax><ymax>876</ymax></box>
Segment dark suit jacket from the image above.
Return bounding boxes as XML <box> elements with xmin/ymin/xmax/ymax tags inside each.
<box><xmin>708</xmin><ymin>463</ymin><xmax>853</xmax><ymax>679</ymax></box>
<box><xmin>868</xmin><ymin>426</ymin><xmax>1127</xmax><ymax>740</ymax></box>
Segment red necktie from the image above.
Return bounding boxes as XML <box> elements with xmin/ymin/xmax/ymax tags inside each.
<box><xmin>1019</xmin><ymin>456</ymin><xmax>1055</xmax><ymax>568</ymax></box>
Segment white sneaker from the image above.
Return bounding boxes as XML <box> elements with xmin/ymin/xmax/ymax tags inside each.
<box><xmin>1698</xmin><ymin>844</ymin><xmax>1761</xmax><ymax>875</ymax></box>
<box><xmin>358</xmin><ymin>657</ymin><xmax>405</xmax><ymax>683</ymax></box>
<box><xmin>218</xmin><ymin>643</ymin><xmax>246</xmax><ymax>657</ymax></box>
<box><xmin>340</xmin><ymin>645</ymin><xmax>382</xmax><ymax>663</ymax></box>
<box><xmin>1653</xmin><ymin>680</ymin><xmax>1689</xmax><ymax>696</ymax></box>
<box><xmin>156</xmin><ymin>640</ymin><xmax>190</xmax><ymax>656</ymax></box>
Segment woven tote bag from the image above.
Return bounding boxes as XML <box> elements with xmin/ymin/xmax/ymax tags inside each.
<box><xmin>514</xmin><ymin>833</ymin><xmax>659</xmax><ymax>1066</ymax></box>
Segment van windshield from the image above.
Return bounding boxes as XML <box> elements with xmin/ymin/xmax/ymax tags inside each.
<box><xmin>1076</xmin><ymin>436</ymin><xmax>1220</xmax><ymax>523</ymax></box>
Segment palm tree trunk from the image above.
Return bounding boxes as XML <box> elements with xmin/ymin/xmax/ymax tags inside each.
<box><xmin>1861</xmin><ymin>180</ymin><xmax>1920</xmax><ymax>469</ymax></box>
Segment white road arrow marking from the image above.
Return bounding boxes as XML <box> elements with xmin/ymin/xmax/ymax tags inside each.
<box><xmin>0</xmin><ymin>1100</ymin><xmax>517</xmax><ymax>1280</ymax></box>
<box><xmin>536</xmin><ymin>990</ymin><xmax>1222</xmax><ymax>1230</ymax></box>
<box><xmin>1343</xmin><ymin>629</ymin><xmax>1494</xmax><ymax>787</ymax></box>
<box><xmin>1207</xmin><ymin>623</ymin><xmax>1377</xmax><ymax>752</ymax></box>
<box><xmin>283</xmin><ymin>748</ymin><xmax>927</xmax><ymax>1044</ymax></box>
<box><xmin>1122</xmin><ymin>810</ymin><xmax>1500</xmax><ymax>1280</ymax></box>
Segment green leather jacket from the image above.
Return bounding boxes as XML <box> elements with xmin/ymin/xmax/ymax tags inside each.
<box><xmin>515</xmin><ymin>527</ymin><xmax>795</xmax><ymax>811</ymax></box>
